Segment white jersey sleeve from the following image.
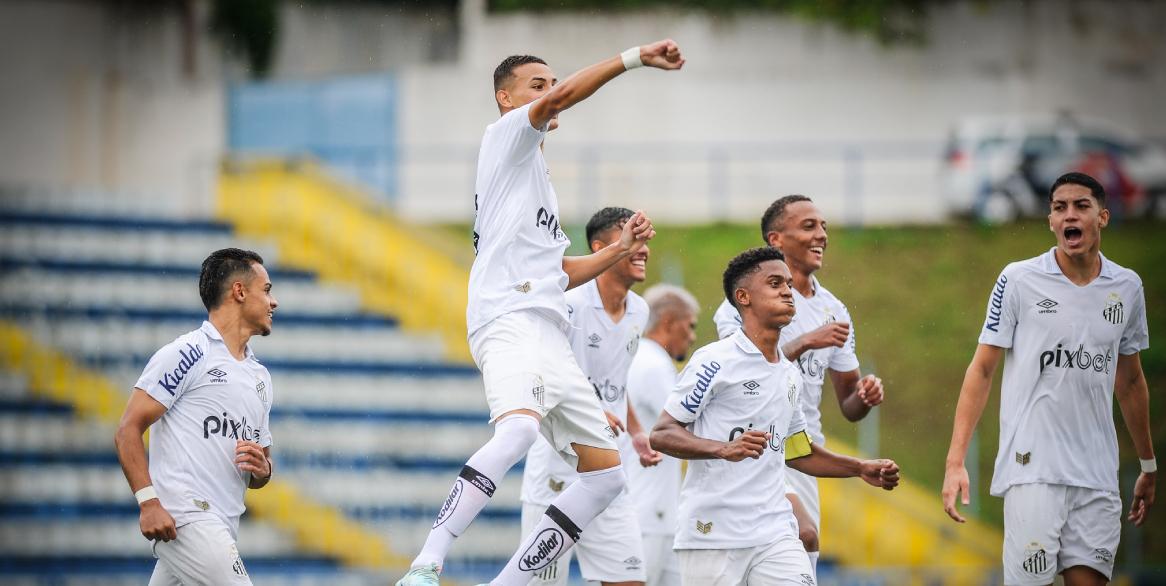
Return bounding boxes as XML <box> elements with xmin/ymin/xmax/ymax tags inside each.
<box><xmin>663</xmin><ymin>347</ymin><xmax>722</xmax><ymax>424</ymax></box>
<box><xmin>134</xmin><ymin>334</ymin><xmax>209</xmax><ymax>409</ymax></box>
<box><xmin>786</xmin><ymin>376</ymin><xmax>809</xmax><ymax>438</ymax></box>
<box><xmin>829</xmin><ymin>302</ymin><xmax>861</xmax><ymax>372</ymax></box>
<box><xmin>257</xmin><ymin>372</ymin><xmax>275</xmax><ymax>448</ymax></box>
<box><xmin>712</xmin><ymin>299</ymin><xmax>742</xmax><ymax>339</ymax></box>
<box><xmin>1119</xmin><ymin>284</ymin><xmax>1150</xmax><ymax>355</ymax></box>
<box><xmin>977</xmin><ymin>265</ymin><xmax>1021</xmax><ymax>348</ymax></box>
<box><xmin>490</xmin><ymin>102</ymin><xmax>548</xmax><ymax>166</ymax></box>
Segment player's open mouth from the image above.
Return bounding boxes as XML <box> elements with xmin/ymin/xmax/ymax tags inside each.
<box><xmin>630</xmin><ymin>259</ymin><xmax>646</xmax><ymax>269</ymax></box>
<box><xmin>1063</xmin><ymin>227</ymin><xmax>1083</xmax><ymax>246</ymax></box>
<box><xmin>809</xmin><ymin>246</ymin><xmax>824</xmax><ymax>257</ymax></box>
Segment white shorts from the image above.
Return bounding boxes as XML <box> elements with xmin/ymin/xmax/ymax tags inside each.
<box><xmin>642</xmin><ymin>533</ymin><xmax>681</xmax><ymax>586</ymax></box>
<box><xmin>148</xmin><ymin>518</ymin><xmax>252</xmax><ymax>586</ymax></box>
<box><xmin>677</xmin><ymin>536</ymin><xmax>814</xmax><ymax>586</ymax></box>
<box><xmin>1003</xmin><ymin>483</ymin><xmax>1121</xmax><ymax>586</ymax></box>
<box><xmin>784</xmin><ymin>469</ymin><xmax>820</xmax><ymax>531</ymax></box>
<box><xmin>522</xmin><ymin>495</ymin><xmax>647</xmax><ymax>585</ymax></box>
<box><xmin>471</xmin><ymin>309</ymin><xmax>617</xmax><ymax>468</ymax></box>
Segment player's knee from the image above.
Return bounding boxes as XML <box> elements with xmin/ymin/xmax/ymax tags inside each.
<box><xmin>579</xmin><ymin>463</ymin><xmax>626</xmax><ymax>503</ymax></box>
<box><xmin>798</xmin><ymin>524</ymin><xmax>819</xmax><ymax>552</ymax></box>
<box><xmin>490</xmin><ymin>413</ymin><xmax>541</xmax><ymax>460</ymax></box>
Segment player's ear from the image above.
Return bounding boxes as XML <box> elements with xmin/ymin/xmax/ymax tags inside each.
<box><xmin>590</xmin><ymin>239</ymin><xmax>604</xmax><ymax>254</ymax></box>
<box><xmin>496</xmin><ymin>88</ymin><xmax>512</xmax><ymax>109</ymax></box>
<box><xmin>1098</xmin><ymin>206</ymin><xmax>1110</xmax><ymax>229</ymax></box>
<box><xmin>232</xmin><ymin>280</ymin><xmax>247</xmax><ymax>303</ymax></box>
<box><xmin>734</xmin><ymin>287</ymin><xmax>749</xmax><ymax>308</ymax></box>
<box><xmin>766</xmin><ymin>231</ymin><xmax>781</xmax><ymax>250</ymax></box>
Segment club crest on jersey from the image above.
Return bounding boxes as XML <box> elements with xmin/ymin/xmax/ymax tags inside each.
<box><xmin>1022</xmin><ymin>542</ymin><xmax>1048</xmax><ymax>575</ymax></box>
<box><xmin>532</xmin><ymin>376</ymin><xmax>546</xmax><ymax>407</ymax></box>
<box><xmin>627</xmin><ymin>330</ymin><xmax>640</xmax><ymax>355</ymax></box>
<box><xmin>696</xmin><ymin>520</ymin><xmax>713</xmax><ymax>534</ymax></box>
<box><xmin>255</xmin><ymin>381</ymin><xmax>267</xmax><ymax>404</ymax></box>
<box><xmin>787</xmin><ymin>379</ymin><xmax>799</xmax><ymax>405</ymax></box>
<box><xmin>1103</xmin><ymin>293</ymin><xmax>1124</xmax><ymax>325</ymax></box>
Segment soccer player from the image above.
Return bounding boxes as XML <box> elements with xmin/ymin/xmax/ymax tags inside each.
<box><xmin>652</xmin><ymin>247</ymin><xmax>899</xmax><ymax>586</ymax></box>
<box><xmin>626</xmin><ymin>283</ymin><xmax>701</xmax><ymax>586</ymax></box>
<box><xmin>113</xmin><ymin>248</ymin><xmax>277</xmax><ymax>585</ymax></box>
<box><xmin>711</xmin><ymin>195</ymin><xmax>884</xmax><ymax>571</ymax></box>
<box><xmin>521</xmin><ymin>206</ymin><xmax>662</xmax><ymax>586</ymax></box>
<box><xmin>943</xmin><ymin>172</ymin><xmax>1155</xmax><ymax>586</ymax></box>
<box><xmin>396</xmin><ymin>41</ymin><xmax>684</xmax><ymax>586</ymax></box>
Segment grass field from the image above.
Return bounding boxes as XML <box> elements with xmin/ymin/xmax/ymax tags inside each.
<box><xmin>440</xmin><ymin>219</ymin><xmax>1166</xmax><ymax>559</ymax></box>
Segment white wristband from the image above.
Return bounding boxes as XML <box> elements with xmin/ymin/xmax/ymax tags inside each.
<box><xmin>134</xmin><ymin>485</ymin><xmax>159</xmax><ymax>505</ymax></box>
<box><xmin>621</xmin><ymin>46</ymin><xmax>642</xmax><ymax>71</ymax></box>
<box><xmin>1141</xmin><ymin>458</ymin><xmax>1157</xmax><ymax>474</ymax></box>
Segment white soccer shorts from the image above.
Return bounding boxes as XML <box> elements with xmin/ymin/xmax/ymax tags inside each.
<box><xmin>677</xmin><ymin>535</ymin><xmax>814</xmax><ymax>586</ymax></box>
<box><xmin>642</xmin><ymin>533</ymin><xmax>681</xmax><ymax>586</ymax></box>
<box><xmin>521</xmin><ymin>495</ymin><xmax>647</xmax><ymax>585</ymax></box>
<box><xmin>1003</xmin><ymin>483</ymin><xmax>1121</xmax><ymax>586</ymax></box>
<box><xmin>471</xmin><ymin>308</ymin><xmax>618</xmax><ymax>468</ymax></box>
<box><xmin>785</xmin><ymin>468</ymin><xmax>820</xmax><ymax>531</ymax></box>
<box><xmin>148</xmin><ymin>518</ymin><xmax>253</xmax><ymax>586</ymax></box>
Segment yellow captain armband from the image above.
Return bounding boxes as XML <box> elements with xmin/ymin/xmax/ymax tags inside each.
<box><xmin>784</xmin><ymin>430</ymin><xmax>813</xmax><ymax>460</ymax></box>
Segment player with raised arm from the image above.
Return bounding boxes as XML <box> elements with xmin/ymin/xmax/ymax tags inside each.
<box><xmin>942</xmin><ymin>172</ymin><xmax>1155</xmax><ymax>586</ymax></box>
<box><xmin>711</xmin><ymin>195</ymin><xmax>884</xmax><ymax>572</ymax></box>
<box><xmin>521</xmin><ymin>206</ymin><xmax>663</xmax><ymax>586</ymax></box>
<box><xmin>396</xmin><ymin>41</ymin><xmax>684</xmax><ymax>586</ymax></box>
<box><xmin>652</xmin><ymin>247</ymin><xmax>900</xmax><ymax>586</ymax></box>
<box><xmin>113</xmin><ymin>248</ymin><xmax>277</xmax><ymax>585</ymax></box>
<box><xmin>626</xmin><ymin>283</ymin><xmax>700</xmax><ymax>586</ymax></box>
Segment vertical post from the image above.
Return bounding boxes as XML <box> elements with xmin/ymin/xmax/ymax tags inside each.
<box><xmin>858</xmin><ymin>401</ymin><xmax>879</xmax><ymax>458</ymax></box>
<box><xmin>708</xmin><ymin>147</ymin><xmax>728</xmax><ymax>221</ymax></box>
<box><xmin>843</xmin><ymin>146</ymin><xmax>863</xmax><ymax>227</ymax></box>
<box><xmin>578</xmin><ymin>146</ymin><xmax>598</xmax><ymax>222</ymax></box>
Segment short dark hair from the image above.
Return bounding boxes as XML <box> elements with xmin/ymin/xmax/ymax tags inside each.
<box><xmin>494</xmin><ymin>55</ymin><xmax>548</xmax><ymax>92</ymax></box>
<box><xmin>199</xmin><ymin>248</ymin><xmax>264</xmax><ymax>311</ymax></box>
<box><xmin>1050</xmin><ymin>172</ymin><xmax>1106</xmax><ymax>206</ymax></box>
<box><xmin>722</xmin><ymin>247</ymin><xmax>786</xmax><ymax>309</ymax></box>
<box><xmin>585</xmin><ymin>206</ymin><xmax>635</xmax><ymax>246</ymax></box>
<box><xmin>759</xmin><ymin>195</ymin><xmax>812</xmax><ymax>242</ymax></box>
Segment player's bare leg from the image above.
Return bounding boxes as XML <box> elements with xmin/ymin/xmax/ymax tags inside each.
<box><xmin>1062</xmin><ymin>566</ymin><xmax>1108</xmax><ymax>586</ymax></box>
<box><xmin>787</xmin><ymin>492</ymin><xmax>819</xmax><ymax>574</ymax></box>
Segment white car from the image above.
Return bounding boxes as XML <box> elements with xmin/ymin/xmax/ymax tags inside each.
<box><xmin>941</xmin><ymin>114</ymin><xmax>1166</xmax><ymax>222</ymax></box>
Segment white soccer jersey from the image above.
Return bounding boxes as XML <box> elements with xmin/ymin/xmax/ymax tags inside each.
<box><xmin>713</xmin><ymin>276</ymin><xmax>860</xmax><ymax>444</ymax></box>
<box><xmin>135</xmin><ymin>321</ymin><xmax>274</xmax><ymax>538</ymax></box>
<box><xmin>626</xmin><ymin>338</ymin><xmax>683</xmax><ymax>536</ymax></box>
<box><xmin>467</xmin><ymin>101</ymin><xmax>571</xmax><ymax>335</ymax></box>
<box><xmin>664</xmin><ymin>329</ymin><xmax>808</xmax><ymax>550</ymax></box>
<box><xmin>979</xmin><ymin>248</ymin><xmax>1148</xmax><ymax>496</ymax></box>
<box><xmin>521</xmin><ymin>280</ymin><xmax>649</xmax><ymax>506</ymax></box>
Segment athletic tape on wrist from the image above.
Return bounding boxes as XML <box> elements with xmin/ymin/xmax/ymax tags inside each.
<box><xmin>134</xmin><ymin>485</ymin><xmax>158</xmax><ymax>505</ymax></box>
<box><xmin>621</xmin><ymin>47</ymin><xmax>642</xmax><ymax>70</ymax></box>
<box><xmin>1141</xmin><ymin>458</ymin><xmax>1157</xmax><ymax>474</ymax></box>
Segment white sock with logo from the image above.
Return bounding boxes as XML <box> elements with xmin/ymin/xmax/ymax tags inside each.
<box><xmin>411</xmin><ymin>414</ymin><xmax>540</xmax><ymax>570</ymax></box>
<box><xmin>491</xmin><ymin>465</ymin><xmax>625</xmax><ymax>585</ymax></box>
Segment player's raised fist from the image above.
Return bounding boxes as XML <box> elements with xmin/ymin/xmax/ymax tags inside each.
<box><xmin>640</xmin><ymin>39</ymin><xmax>685</xmax><ymax>70</ymax></box>
<box><xmin>860</xmin><ymin>458</ymin><xmax>900</xmax><ymax>491</ymax></box>
<box><xmin>718</xmin><ymin>430</ymin><xmax>769</xmax><ymax>462</ymax></box>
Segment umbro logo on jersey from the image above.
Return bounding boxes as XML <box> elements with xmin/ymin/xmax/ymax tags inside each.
<box><xmin>587</xmin><ymin>333</ymin><xmax>602</xmax><ymax>348</ymax></box>
<box><xmin>158</xmin><ymin>343</ymin><xmax>204</xmax><ymax>396</ymax></box>
<box><xmin>1093</xmin><ymin>548</ymin><xmax>1113</xmax><ymax>564</ymax></box>
<box><xmin>696</xmin><ymin>520</ymin><xmax>713</xmax><ymax>534</ymax></box>
<box><xmin>1022</xmin><ymin>543</ymin><xmax>1048</xmax><ymax>575</ymax></box>
<box><xmin>743</xmin><ymin>380</ymin><xmax>760</xmax><ymax>396</ymax></box>
<box><xmin>985</xmin><ymin>275</ymin><xmax>1009</xmax><ymax>333</ymax></box>
<box><xmin>1015</xmin><ymin>451</ymin><xmax>1031</xmax><ymax>466</ymax></box>
<box><xmin>799</xmin><ymin>574</ymin><xmax>816</xmax><ymax>586</ymax></box>
<box><xmin>679</xmin><ymin>361</ymin><xmax>722</xmax><ymax>414</ymax></box>
<box><xmin>1103</xmin><ymin>293</ymin><xmax>1124</xmax><ymax>325</ymax></box>
<box><xmin>1035</xmin><ymin>298</ymin><xmax>1058</xmax><ymax>314</ymax></box>
<box><xmin>624</xmin><ymin>556</ymin><xmax>642</xmax><ymax>570</ymax></box>
<box><xmin>207</xmin><ymin>368</ymin><xmax>227</xmax><ymax>384</ymax></box>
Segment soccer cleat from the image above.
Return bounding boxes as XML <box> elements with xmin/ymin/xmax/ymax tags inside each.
<box><xmin>395</xmin><ymin>564</ymin><xmax>441</xmax><ymax>586</ymax></box>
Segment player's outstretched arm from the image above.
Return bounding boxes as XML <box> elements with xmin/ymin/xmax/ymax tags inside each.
<box><xmin>114</xmin><ymin>389</ymin><xmax>177</xmax><ymax>542</ymax></box>
<box><xmin>563</xmin><ymin>210</ymin><xmax>655</xmax><ymax>289</ymax></box>
<box><xmin>528</xmin><ymin>39</ymin><xmax>684</xmax><ymax>130</ymax></box>
<box><xmin>941</xmin><ymin>343</ymin><xmax>1003</xmax><ymax>523</ymax></box>
<box><xmin>650</xmin><ymin>411</ymin><xmax>767</xmax><ymax>461</ymax></box>
<box><xmin>1114</xmin><ymin>352</ymin><xmax>1156</xmax><ymax>526</ymax></box>
<box><xmin>787</xmin><ymin>444</ymin><xmax>900</xmax><ymax>490</ymax></box>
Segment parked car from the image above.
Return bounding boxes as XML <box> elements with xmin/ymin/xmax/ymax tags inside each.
<box><xmin>941</xmin><ymin>113</ymin><xmax>1166</xmax><ymax>222</ymax></box>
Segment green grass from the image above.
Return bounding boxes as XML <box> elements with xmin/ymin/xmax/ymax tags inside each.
<box><xmin>436</xmin><ymin>220</ymin><xmax>1166</xmax><ymax>554</ymax></box>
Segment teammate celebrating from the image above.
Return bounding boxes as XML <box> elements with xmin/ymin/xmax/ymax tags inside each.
<box><xmin>521</xmin><ymin>207</ymin><xmax>661</xmax><ymax>586</ymax></box>
<box><xmin>396</xmin><ymin>41</ymin><xmax>683</xmax><ymax>586</ymax></box>
<box><xmin>626</xmin><ymin>283</ymin><xmax>700</xmax><ymax>586</ymax></box>
<box><xmin>712</xmin><ymin>195</ymin><xmax>884</xmax><ymax>571</ymax></box>
<box><xmin>114</xmin><ymin>248</ymin><xmax>277</xmax><ymax>585</ymax></box>
<box><xmin>943</xmin><ymin>172</ymin><xmax>1155</xmax><ymax>586</ymax></box>
<box><xmin>653</xmin><ymin>247</ymin><xmax>900</xmax><ymax>586</ymax></box>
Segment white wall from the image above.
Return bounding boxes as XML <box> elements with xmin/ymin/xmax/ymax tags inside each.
<box><xmin>1</xmin><ymin>0</ymin><xmax>1163</xmax><ymax>224</ymax></box>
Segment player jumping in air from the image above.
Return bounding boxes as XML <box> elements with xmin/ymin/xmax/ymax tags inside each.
<box><xmin>653</xmin><ymin>247</ymin><xmax>900</xmax><ymax>586</ymax></box>
<box><xmin>943</xmin><ymin>172</ymin><xmax>1156</xmax><ymax>586</ymax></box>
<box><xmin>396</xmin><ymin>40</ymin><xmax>684</xmax><ymax>586</ymax></box>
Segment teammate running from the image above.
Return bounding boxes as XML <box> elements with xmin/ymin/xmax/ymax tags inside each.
<box><xmin>114</xmin><ymin>248</ymin><xmax>277</xmax><ymax>585</ymax></box>
<box><xmin>943</xmin><ymin>172</ymin><xmax>1155</xmax><ymax>586</ymax></box>
<box><xmin>711</xmin><ymin>195</ymin><xmax>884</xmax><ymax>572</ymax></box>
<box><xmin>652</xmin><ymin>247</ymin><xmax>899</xmax><ymax>586</ymax></box>
<box><xmin>626</xmin><ymin>283</ymin><xmax>700</xmax><ymax>586</ymax></box>
<box><xmin>396</xmin><ymin>41</ymin><xmax>684</xmax><ymax>586</ymax></box>
<box><xmin>521</xmin><ymin>206</ymin><xmax>662</xmax><ymax>586</ymax></box>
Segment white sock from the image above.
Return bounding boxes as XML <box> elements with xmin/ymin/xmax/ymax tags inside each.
<box><xmin>491</xmin><ymin>465</ymin><xmax>625</xmax><ymax>585</ymax></box>
<box><xmin>411</xmin><ymin>415</ymin><xmax>540</xmax><ymax>569</ymax></box>
<box><xmin>808</xmin><ymin>551</ymin><xmax>819</xmax><ymax>579</ymax></box>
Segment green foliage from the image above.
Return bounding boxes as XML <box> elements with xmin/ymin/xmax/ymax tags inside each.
<box><xmin>488</xmin><ymin>0</ymin><xmax>949</xmax><ymax>45</ymax></box>
<box><xmin>211</xmin><ymin>0</ymin><xmax>280</xmax><ymax>76</ymax></box>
